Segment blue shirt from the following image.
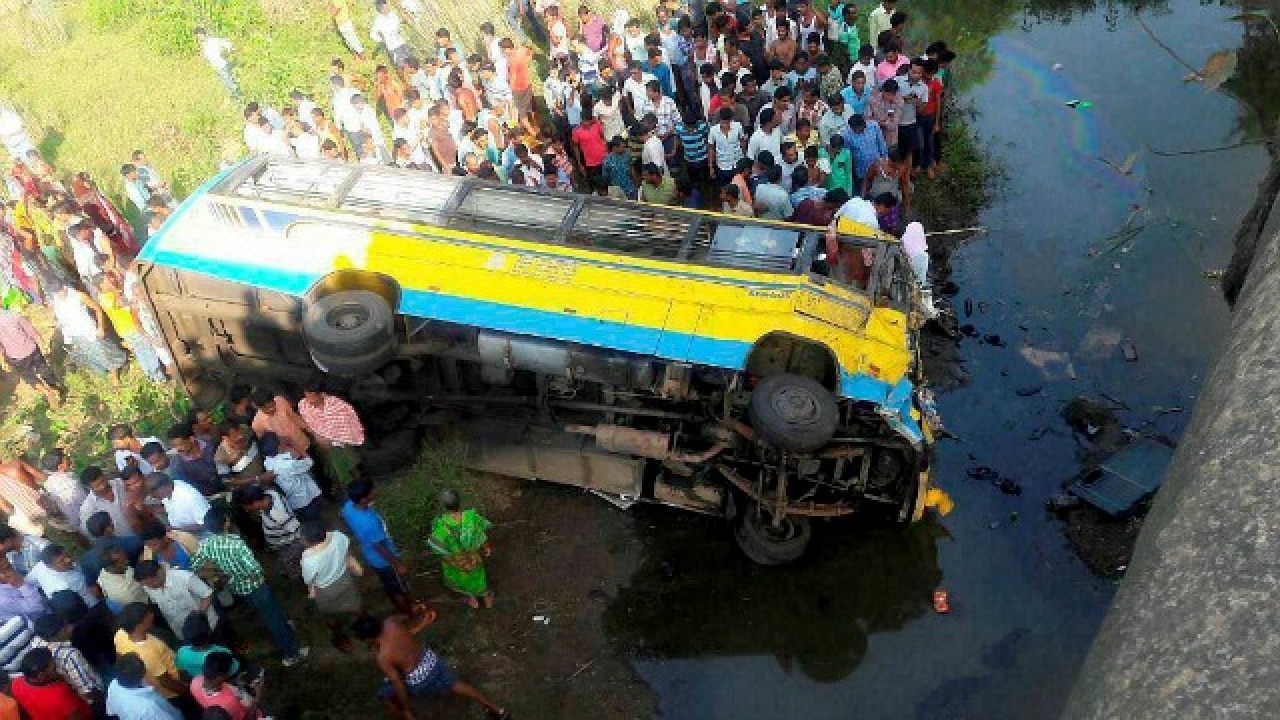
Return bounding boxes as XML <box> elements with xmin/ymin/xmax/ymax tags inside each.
<box><xmin>106</xmin><ymin>680</ymin><xmax>183</xmax><ymax>720</ymax></box>
<box><xmin>646</xmin><ymin>61</ymin><xmax>675</xmax><ymax>98</ymax></box>
<box><xmin>602</xmin><ymin>153</ymin><xmax>636</xmax><ymax>197</ymax></box>
<box><xmin>675</xmin><ymin>121</ymin><xmax>709</xmax><ymax>165</ymax></box>
<box><xmin>842</xmin><ymin>84</ymin><xmax>874</xmax><ymax>117</ymax></box>
<box><xmin>341</xmin><ymin>501</ymin><xmax>398</xmax><ymax>569</ymax></box>
<box><xmin>843</xmin><ymin>122</ymin><xmax>889</xmax><ymax>178</ymax></box>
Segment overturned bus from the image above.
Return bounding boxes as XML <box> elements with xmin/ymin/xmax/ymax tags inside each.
<box><xmin>136</xmin><ymin>157</ymin><xmax>940</xmax><ymax>563</ymax></box>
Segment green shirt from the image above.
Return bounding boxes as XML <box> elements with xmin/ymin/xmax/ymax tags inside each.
<box><xmin>826</xmin><ymin>148</ymin><xmax>853</xmax><ymax>194</ymax></box>
<box><xmin>640</xmin><ymin>174</ymin><xmax>678</xmax><ymax>206</ymax></box>
<box><xmin>192</xmin><ymin>534</ymin><xmax>264</xmax><ymax>596</ymax></box>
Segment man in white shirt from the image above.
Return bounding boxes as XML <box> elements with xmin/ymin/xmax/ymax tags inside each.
<box><xmin>868</xmin><ymin>0</ymin><xmax>896</xmax><ymax>49</ymax></box>
<box><xmin>819</xmin><ymin>93</ymin><xmax>855</xmax><ymax>146</ymax></box>
<box><xmin>370</xmin><ymin>0</ymin><xmax>410</xmax><ymax>66</ymax></box>
<box><xmin>26</xmin><ymin>545</ymin><xmax>98</xmax><ymax>608</ymax></box>
<box><xmin>110</xmin><ymin>425</ymin><xmax>162</xmax><ymax>477</ymax></box>
<box><xmin>78</xmin><ymin>467</ymin><xmax>136</xmax><ymax>539</ymax></box>
<box><xmin>638</xmin><ymin>124</ymin><xmax>667</xmax><ymax>174</ymax></box>
<box><xmin>833</xmin><ymin>194</ymin><xmax>881</xmax><ymax>228</ymax></box>
<box><xmin>848</xmin><ymin>46</ymin><xmax>877</xmax><ymax>88</ymax></box>
<box><xmin>145</xmin><ymin>475</ymin><xmax>211</xmax><ymax>535</ymax></box>
<box><xmin>342</xmin><ymin>94</ymin><xmax>387</xmax><ymax>157</ymax></box>
<box><xmin>621</xmin><ymin>64</ymin><xmax>657</xmax><ymax>120</ymax></box>
<box><xmin>194</xmin><ymin>27</ymin><xmax>238</xmax><ymax>97</ymax></box>
<box><xmin>263</xmin><ymin>436</ymin><xmax>324</xmax><ymax>524</ymax></box>
<box><xmin>708</xmin><ymin>108</ymin><xmax>745</xmax><ymax>185</ymax></box>
<box><xmin>135</xmin><ymin>560</ymin><xmax>217</xmax><ymax>633</ymax></box>
<box><xmin>747</xmin><ymin>108</ymin><xmax>783</xmax><ymax>166</ymax></box>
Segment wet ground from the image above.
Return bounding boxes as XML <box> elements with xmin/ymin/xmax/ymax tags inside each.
<box><xmin>601</xmin><ymin>1</ymin><xmax>1270</xmax><ymax>718</ymax></box>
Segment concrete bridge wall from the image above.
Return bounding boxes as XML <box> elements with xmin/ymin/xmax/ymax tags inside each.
<box><xmin>1064</xmin><ymin>230</ymin><xmax>1280</xmax><ymax>719</ymax></box>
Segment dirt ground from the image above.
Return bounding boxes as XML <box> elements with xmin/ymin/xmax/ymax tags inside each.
<box><xmin>260</xmin><ymin>473</ymin><xmax>656</xmax><ymax>720</ymax></box>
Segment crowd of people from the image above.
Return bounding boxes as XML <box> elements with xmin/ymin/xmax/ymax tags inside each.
<box><xmin>0</xmin><ymin>119</ymin><xmax>182</xmax><ymax>400</ymax></box>
<box><xmin>0</xmin><ymin>0</ymin><xmax>963</xmax><ymax>716</ymax></box>
<box><xmin>210</xmin><ymin>0</ymin><xmax>954</xmax><ymax>240</ymax></box>
<box><xmin>0</xmin><ymin>378</ymin><xmax>506</xmax><ymax>719</ymax></box>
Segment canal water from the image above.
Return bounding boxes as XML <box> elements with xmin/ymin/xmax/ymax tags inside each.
<box><xmin>606</xmin><ymin>0</ymin><xmax>1271</xmax><ymax>717</ymax></box>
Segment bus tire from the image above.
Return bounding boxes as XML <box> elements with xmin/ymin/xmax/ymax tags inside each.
<box><xmin>303</xmin><ymin>290</ymin><xmax>396</xmax><ymax>358</ymax></box>
<box><xmin>748</xmin><ymin>373</ymin><xmax>839</xmax><ymax>453</ymax></box>
<box><xmin>734</xmin><ymin>506</ymin><xmax>811</xmax><ymax>565</ymax></box>
<box><xmin>310</xmin><ymin>343</ymin><xmax>397</xmax><ymax>378</ymax></box>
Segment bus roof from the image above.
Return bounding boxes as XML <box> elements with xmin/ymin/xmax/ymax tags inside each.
<box><xmin>204</xmin><ymin>156</ymin><xmax>892</xmax><ymax>276</ymax></box>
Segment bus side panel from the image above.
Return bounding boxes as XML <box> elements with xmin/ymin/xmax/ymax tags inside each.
<box><xmin>141</xmin><ymin>263</ymin><xmax>313</xmax><ymax>396</ymax></box>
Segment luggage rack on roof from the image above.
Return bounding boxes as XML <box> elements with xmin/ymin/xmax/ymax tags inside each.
<box><xmin>210</xmin><ymin>157</ymin><xmax>866</xmax><ymax>276</ymax></box>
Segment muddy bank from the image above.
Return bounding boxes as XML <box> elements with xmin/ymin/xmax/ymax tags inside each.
<box><xmin>425</xmin><ymin>479</ymin><xmax>656</xmax><ymax>719</ymax></box>
<box><xmin>263</xmin><ymin>470</ymin><xmax>655</xmax><ymax>720</ymax></box>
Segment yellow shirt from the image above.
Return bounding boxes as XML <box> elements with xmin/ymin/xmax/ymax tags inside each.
<box><xmin>113</xmin><ymin>630</ymin><xmax>180</xmax><ymax>698</ymax></box>
<box><xmin>99</xmin><ymin>291</ymin><xmax>138</xmax><ymax>336</ymax></box>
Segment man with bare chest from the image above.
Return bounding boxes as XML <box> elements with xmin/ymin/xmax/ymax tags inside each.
<box><xmin>352</xmin><ymin>613</ymin><xmax>508</xmax><ymax>719</ymax></box>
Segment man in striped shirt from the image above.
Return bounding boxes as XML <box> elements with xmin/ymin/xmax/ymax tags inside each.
<box><xmin>673</xmin><ymin>106</ymin><xmax>710</xmax><ymax>187</ymax></box>
<box><xmin>30</xmin><ymin>614</ymin><xmax>103</xmax><ymax>707</ymax></box>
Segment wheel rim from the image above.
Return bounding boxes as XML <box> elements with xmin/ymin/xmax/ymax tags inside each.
<box><xmin>326</xmin><ymin>303</ymin><xmax>371</xmax><ymax>332</ymax></box>
<box><xmin>768</xmin><ymin>385</ymin><xmax>824</xmax><ymax>429</ymax></box>
<box><xmin>762</xmin><ymin>516</ymin><xmax>802</xmax><ymax>542</ymax></box>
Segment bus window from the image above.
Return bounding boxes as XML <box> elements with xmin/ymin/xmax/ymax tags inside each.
<box><xmin>566</xmin><ymin>202</ymin><xmax>692</xmax><ymax>257</ymax></box>
<box><xmin>448</xmin><ymin>185</ymin><xmax>574</xmax><ymax>244</ymax></box>
<box><xmin>697</xmin><ymin>222</ymin><xmax>801</xmax><ymax>272</ymax></box>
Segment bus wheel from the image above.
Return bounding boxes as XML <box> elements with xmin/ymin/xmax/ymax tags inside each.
<box><xmin>303</xmin><ymin>290</ymin><xmax>396</xmax><ymax>374</ymax></box>
<box><xmin>734</xmin><ymin>504</ymin><xmax>811</xmax><ymax>566</ymax></box>
<box><xmin>748</xmin><ymin>374</ymin><xmax>839</xmax><ymax>453</ymax></box>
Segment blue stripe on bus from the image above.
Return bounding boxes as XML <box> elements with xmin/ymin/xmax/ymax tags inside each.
<box><xmin>145</xmin><ymin>248</ymin><xmax>919</xmax><ymax>436</ymax></box>
<box><xmin>144</xmin><ymin>248</ymin><xmax>756</xmax><ymax>368</ymax></box>
<box><xmin>841</xmin><ymin>373</ymin><xmax>924</xmax><ymax>444</ymax></box>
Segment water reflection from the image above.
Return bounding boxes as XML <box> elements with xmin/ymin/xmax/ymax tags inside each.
<box><xmin>605</xmin><ymin>515</ymin><xmax>947</xmax><ymax>683</ymax></box>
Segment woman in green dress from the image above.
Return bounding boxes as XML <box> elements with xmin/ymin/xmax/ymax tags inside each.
<box><xmin>427</xmin><ymin>490</ymin><xmax>494</xmax><ymax>608</ymax></box>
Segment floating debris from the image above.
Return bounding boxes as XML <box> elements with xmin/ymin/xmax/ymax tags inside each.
<box><xmin>1015</xmin><ymin>384</ymin><xmax>1044</xmax><ymax>397</ymax></box>
<box><xmin>1202</xmin><ymin>269</ymin><xmax>1225</xmax><ymax>280</ymax></box>
<box><xmin>983</xmin><ymin>334</ymin><xmax>1006</xmax><ymax>347</ymax></box>
<box><xmin>1065</xmin><ymin>99</ymin><xmax>1094</xmax><ymax>109</ymax></box>
<box><xmin>1121</xmin><ymin>342</ymin><xmax>1138</xmax><ymax>362</ymax></box>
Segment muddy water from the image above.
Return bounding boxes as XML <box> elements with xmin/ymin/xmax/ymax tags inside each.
<box><xmin>605</xmin><ymin>2</ymin><xmax>1269</xmax><ymax>718</ymax></box>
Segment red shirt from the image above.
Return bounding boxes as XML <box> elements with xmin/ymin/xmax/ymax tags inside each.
<box><xmin>922</xmin><ymin>77</ymin><xmax>943</xmax><ymax>117</ymax></box>
<box><xmin>507</xmin><ymin>47</ymin><xmax>533</xmax><ymax>92</ymax></box>
<box><xmin>571</xmin><ymin>121</ymin><xmax>608</xmax><ymax>167</ymax></box>
<box><xmin>11</xmin><ymin>678</ymin><xmax>90</xmax><ymax>720</ymax></box>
